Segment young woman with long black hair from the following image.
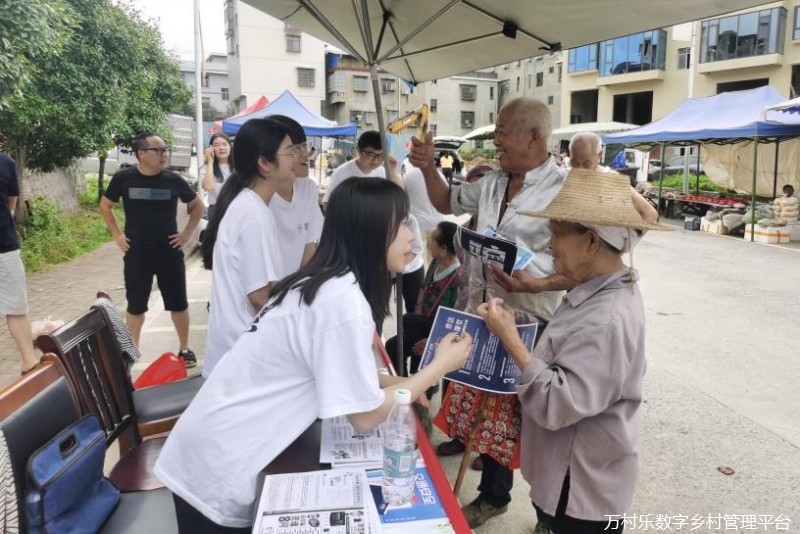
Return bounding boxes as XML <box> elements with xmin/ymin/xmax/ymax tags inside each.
<box><xmin>155</xmin><ymin>177</ymin><xmax>473</xmax><ymax>532</ymax></box>
<box><xmin>200</xmin><ymin>133</ymin><xmax>234</xmax><ymax>221</ymax></box>
<box><xmin>200</xmin><ymin>118</ymin><xmax>297</xmax><ymax>377</ymax></box>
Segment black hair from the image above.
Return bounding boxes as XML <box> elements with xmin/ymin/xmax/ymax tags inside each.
<box><xmin>208</xmin><ymin>133</ymin><xmax>234</xmax><ymax>184</ymax></box>
<box><xmin>132</xmin><ymin>132</ymin><xmax>158</xmax><ymax>159</ymax></box>
<box><xmin>267</xmin><ymin>177</ymin><xmax>410</xmax><ymax>326</ymax></box>
<box><xmin>268</xmin><ymin>115</ymin><xmax>307</xmax><ymax>144</ymax></box>
<box><xmin>433</xmin><ymin>221</ymin><xmax>458</xmax><ymax>256</ymax></box>
<box><xmin>202</xmin><ymin>118</ymin><xmax>291</xmax><ymax>269</ymax></box>
<box><xmin>357</xmin><ymin>130</ymin><xmax>382</xmax><ymax>151</ymax></box>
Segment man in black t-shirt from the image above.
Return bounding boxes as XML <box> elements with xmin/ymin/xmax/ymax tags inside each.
<box><xmin>100</xmin><ymin>133</ymin><xmax>203</xmax><ymax>367</ymax></box>
<box><xmin>0</xmin><ymin>152</ymin><xmax>38</xmax><ymax>374</ymax></box>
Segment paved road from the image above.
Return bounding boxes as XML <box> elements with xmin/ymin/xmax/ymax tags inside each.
<box><xmin>2</xmin><ymin>221</ymin><xmax>798</xmax><ymax>532</ymax></box>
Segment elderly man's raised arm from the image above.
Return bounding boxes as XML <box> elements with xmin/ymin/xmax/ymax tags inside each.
<box><xmin>408</xmin><ymin>132</ymin><xmax>452</xmax><ymax>214</ymax></box>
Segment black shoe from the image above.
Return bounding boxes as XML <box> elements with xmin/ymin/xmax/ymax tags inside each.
<box><xmin>178</xmin><ymin>349</ymin><xmax>197</xmax><ymax>369</ymax></box>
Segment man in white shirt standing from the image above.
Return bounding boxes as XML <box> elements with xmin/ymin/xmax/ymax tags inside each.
<box><xmin>404</xmin><ymin>166</ymin><xmax>446</xmax><ymax>266</ymax></box>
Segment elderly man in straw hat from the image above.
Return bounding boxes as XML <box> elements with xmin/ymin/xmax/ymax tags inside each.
<box><xmin>410</xmin><ymin>97</ymin><xmax>576</xmax><ymax>528</ymax></box>
<box><xmin>477</xmin><ymin>168</ymin><xmax>668</xmax><ymax>534</ymax></box>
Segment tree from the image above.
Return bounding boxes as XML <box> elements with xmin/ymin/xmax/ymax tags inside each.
<box><xmin>0</xmin><ymin>0</ymin><xmax>74</xmax><ymax>111</ymax></box>
<box><xmin>0</xmin><ymin>0</ymin><xmax>192</xmax><ymax>212</ymax></box>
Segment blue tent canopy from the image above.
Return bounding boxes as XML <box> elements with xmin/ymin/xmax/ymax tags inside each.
<box><xmin>603</xmin><ymin>86</ymin><xmax>800</xmax><ymax>147</ymax></box>
<box><xmin>222</xmin><ymin>90</ymin><xmax>357</xmax><ymax>137</ymax></box>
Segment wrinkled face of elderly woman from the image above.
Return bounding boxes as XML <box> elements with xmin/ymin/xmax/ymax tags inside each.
<box><xmin>548</xmin><ymin>220</ymin><xmax>596</xmax><ymax>282</ymax></box>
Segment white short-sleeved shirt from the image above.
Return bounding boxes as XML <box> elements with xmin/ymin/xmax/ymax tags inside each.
<box><xmin>322</xmin><ymin>159</ymin><xmax>385</xmax><ymax>202</ymax></box>
<box><xmin>155</xmin><ymin>273</ymin><xmax>385</xmax><ymax>528</ymax></box>
<box><xmin>270</xmin><ymin>178</ymin><xmax>324</xmax><ymax>274</ymax></box>
<box><xmin>199</xmin><ymin>163</ymin><xmax>232</xmax><ymax>206</ymax></box>
<box><xmin>404</xmin><ymin>167</ymin><xmax>445</xmax><ymax>232</ymax></box>
<box><xmin>203</xmin><ymin>189</ymin><xmax>283</xmax><ymax>377</ymax></box>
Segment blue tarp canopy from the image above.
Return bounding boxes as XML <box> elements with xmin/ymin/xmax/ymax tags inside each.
<box><xmin>603</xmin><ymin>86</ymin><xmax>800</xmax><ymax>148</ymax></box>
<box><xmin>222</xmin><ymin>90</ymin><xmax>357</xmax><ymax>137</ymax></box>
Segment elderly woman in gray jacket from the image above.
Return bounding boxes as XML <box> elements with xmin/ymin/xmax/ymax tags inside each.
<box><xmin>477</xmin><ymin>169</ymin><xmax>667</xmax><ymax>534</ymax></box>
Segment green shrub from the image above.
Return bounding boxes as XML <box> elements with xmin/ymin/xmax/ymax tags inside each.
<box><xmin>19</xmin><ymin>194</ymin><xmax>123</xmax><ymax>274</ymax></box>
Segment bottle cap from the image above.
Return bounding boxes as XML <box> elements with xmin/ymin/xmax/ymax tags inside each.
<box><xmin>394</xmin><ymin>389</ymin><xmax>411</xmax><ymax>405</ymax></box>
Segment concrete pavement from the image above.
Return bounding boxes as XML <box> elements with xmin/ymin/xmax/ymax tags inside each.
<box><xmin>2</xmin><ymin>219</ymin><xmax>799</xmax><ymax>533</ymax></box>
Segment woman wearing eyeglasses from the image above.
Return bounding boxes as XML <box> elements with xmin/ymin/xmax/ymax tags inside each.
<box><xmin>200</xmin><ymin>133</ymin><xmax>234</xmax><ymax>222</ymax></box>
<box><xmin>266</xmin><ymin>115</ymin><xmax>324</xmax><ymax>271</ymax></box>
<box><xmin>200</xmin><ymin>118</ymin><xmax>297</xmax><ymax>377</ymax></box>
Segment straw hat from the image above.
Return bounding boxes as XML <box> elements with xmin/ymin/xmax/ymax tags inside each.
<box><xmin>519</xmin><ymin>168</ymin><xmax>669</xmax><ymax>231</ymax></box>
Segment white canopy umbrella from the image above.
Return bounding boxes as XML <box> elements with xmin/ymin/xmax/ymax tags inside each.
<box><xmin>246</xmin><ymin>0</ymin><xmax>768</xmax><ymax>84</ymax></box>
<box><xmin>764</xmin><ymin>97</ymin><xmax>800</xmax><ymax>124</ymax></box>
<box><xmin>463</xmin><ymin>124</ymin><xmax>495</xmax><ymax>141</ymax></box>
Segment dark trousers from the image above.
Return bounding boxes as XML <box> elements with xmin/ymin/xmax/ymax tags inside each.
<box><xmin>478</xmin><ymin>454</ymin><xmax>514</xmax><ymax>507</ymax></box>
<box><xmin>401</xmin><ymin>266</ymin><xmax>424</xmax><ymax>314</ymax></box>
<box><xmin>173</xmin><ymin>494</ymin><xmax>251</xmax><ymax>534</ymax></box>
<box><xmin>385</xmin><ymin>313</ymin><xmax>433</xmax><ymax>376</ymax></box>
<box><xmin>533</xmin><ymin>474</ymin><xmax>624</xmax><ymax>534</ymax></box>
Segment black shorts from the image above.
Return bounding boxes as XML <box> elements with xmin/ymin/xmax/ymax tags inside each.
<box><xmin>123</xmin><ymin>244</ymin><xmax>188</xmax><ymax>315</ymax></box>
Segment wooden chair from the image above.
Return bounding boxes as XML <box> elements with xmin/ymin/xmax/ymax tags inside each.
<box><xmin>35</xmin><ymin>308</ymin><xmax>174</xmax><ymax>491</ymax></box>
<box><xmin>0</xmin><ymin>356</ymin><xmax>178</xmax><ymax>533</ymax></box>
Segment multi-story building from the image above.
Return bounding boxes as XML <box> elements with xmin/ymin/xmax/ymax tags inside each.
<box><xmin>224</xmin><ymin>0</ymin><xmax>326</xmax><ymax>114</ymax></box>
<box><xmin>323</xmin><ymin>53</ymin><xmax>426</xmax><ymax>132</ymax></box>
<box><xmin>561</xmin><ymin>1</ymin><xmax>800</xmax><ymax>129</ymax></box>
<box><xmin>180</xmin><ymin>53</ymin><xmax>230</xmax><ymax>120</ymax></box>
<box><xmin>421</xmin><ymin>71</ymin><xmax>499</xmax><ymax>137</ymax></box>
<box><xmin>496</xmin><ymin>53</ymin><xmax>564</xmax><ymax>129</ymax></box>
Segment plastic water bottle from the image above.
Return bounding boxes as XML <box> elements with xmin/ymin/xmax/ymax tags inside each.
<box><xmin>382</xmin><ymin>389</ymin><xmax>418</xmax><ymax>505</ymax></box>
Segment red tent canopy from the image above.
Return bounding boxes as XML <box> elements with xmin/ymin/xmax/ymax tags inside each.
<box><xmin>212</xmin><ymin>96</ymin><xmax>269</xmax><ymax>133</ymax></box>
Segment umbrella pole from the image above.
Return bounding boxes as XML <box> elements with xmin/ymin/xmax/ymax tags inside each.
<box><xmin>657</xmin><ymin>142</ymin><xmax>666</xmax><ymax>221</ymax></box>
<box><xmin>773</xmin><ymin>140</ymin><xmax>781</xmax><ymax>199</ymax></box>
<box><xmin>695</xmin><ymin>144</ymin><xmax>701</xmax><ymax>195</ymax></box>
<box><xmin>750</xmin><ymin>136</ymin><xmax>759</xmax><ymax>242</ymax></box>
<box><xmin>370</xmin><ymin>65</ymin><xmax>405</xmax><ymax>372</ymax></box>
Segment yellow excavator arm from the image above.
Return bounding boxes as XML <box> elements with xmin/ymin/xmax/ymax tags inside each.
<box><xmin>386</xmin><ymin>104</ymin><xmax>429</xmax><ymax>138</ymax></box>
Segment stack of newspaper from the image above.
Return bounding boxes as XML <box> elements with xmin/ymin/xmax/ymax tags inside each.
<box><xmin>320</xmin><ymin>416</ymin><xmax>385</xmax><ymax>470</ymax></box>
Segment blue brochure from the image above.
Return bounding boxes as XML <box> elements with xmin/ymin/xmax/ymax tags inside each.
<box><xmin>418</xmin><ymin>306</ymin><xmax>538</xmax><ymax>394</ymax></box>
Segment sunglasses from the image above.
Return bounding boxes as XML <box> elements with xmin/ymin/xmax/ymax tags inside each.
<box><xmin>142</xmin><ymin>147</ymin><xmax>169</xmax><ymax>155</ymax></box>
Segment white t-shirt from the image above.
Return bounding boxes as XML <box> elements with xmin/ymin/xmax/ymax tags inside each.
<box><xmin>323</xmin><ymin>159</ymin><xmax>385</xmax><ymax>202</ymax></box>
<box><xmin>269</xmin><ymin>178</ymin><xmax>324</xmax><ymax>274</ymax></box>
<box><xmin>154</xmin><ymin>273</ymin><xmax>385</xmax><ymax>528</ymax></box>
<box><xmin>404</xmin><ymin>167</ymin><xmax>445</xmax><ymax>232</ymax></box>
<box><xmin>404</xmin><ymin>213</ymin><xmax>425</xmax><ymax>274</ymax></box>
<box><xmin>199</xmin><ymin>163</ymin><xmax>232</xmax><ymax>205</ymax></box>
<box><xmin>203</xmin><ymin>189</ymin><xmax>284</xmax><ymax>377</ymax></box>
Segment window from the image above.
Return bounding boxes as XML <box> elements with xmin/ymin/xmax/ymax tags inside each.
<box><xmin>387</xmin><ymin>110</ymin><xmax>398</xmax><ymax>123</ymax></box>
<box><xmin>795</xmin><ymin>6</ymin><xmax>800</xmax><ymax>40</ymax></box>
<box><xmin>549</xmin><ymin>66</ymin><xmax>555</xmax><ymax>74</ymax></box>
<box><xmin>353</xmin><ymin>76</ymin><xmax>369</xmax><ymax>92</ymax></box>
<box><xmin>677</xmin><ymin>47</ymin><xmax>691</xmax><ymax>69</ymax></box>
<box><xmin>221</xmin><ymin>88</ymin><xmax>229</xmax><ymax>101</ymax></box>
<box><xmin>285</xmin><ymin>34</ymin><xmax>301</xmax><ymax>52</ymax></box>
<box><xmin>536</xmin><ymin>72</ymin><xmax>544</xmax><ymax>87</ymax></box>
<box><xmin>202</xmin><ymin>73</ymin><xmax>210</xmax><ymax>88</ymax></box>
<box><xmin>489</xmin><ymin>112</ymin><xmax>494</xmax><ymax>124</ymax></box>
<box><xmin>381</xmin><ymin>78</ymin><xmax>396</xmax><ymax>93</ymax></box>
<box><xmin>350</xmin><ymin>110</ymin><xmax>364</xmax><ymax>123</ymax></box>
<box><xmin>430</xmin><ymin>98</ymin><xmax>437</xmax><ymax>113</ymax></box>
<box><xmin>547</xmin><ymin>95</ymin><xmax>554</xmax><ymax>105</ymax></box>
<box><xmin>297</xmin><ymin>68</ymin><xmax>315</xmax><ymax>88</ymax></box>
<box><xmin>430</xmin><ymin>123</ymin><xmax>438</xmax><ymax>135</ymax></box>
<box><xmin>460</xmin><ymin>84</ymin><xmax>477</xmax><ymax>101</ymax></box>
<box><xmin>489</xmin><ymin>86</ymin><xmax>494</xmax><ymax>100</ymax></box>
<box><xmin>461</xmin><ymin>111</ymin><xmax>475</xmax><ymax>129</ymax></box>
<box><xmin>598</xmin><ymin>30</ymin><xmax>668</xmax><ymax>76</ymax></box>
<box><xmin>365</xmin><ymin>111</ymin><xmax>376</xmax><ymax>124</ymax></box>
<box><xmin>516</xmin><ymin>77</ymin><xmax>520</xmax><ymax>92</ymax></box>
<box><xmin>499</xmin><ymin>79</ymin><xmax>510</xmax><ymax>96</ymax></box>
<box><xmin>558</xmin><ymin>64</ymin><xmax>562</xmax><ymax>82</ymax></box>
<box><xmin>527</xmin><ymin>74</ymin><xmax>532</xmax><ymax>89</ymax></box>
<box><xmin>568</xmin><ymin>44</ymin><xmax>598</xmax><ymax>73</ymax></box>
<box><xmin>700</xmin><ymin>7</ymin><xmax>787</xmax><ymax>63</ymax></box>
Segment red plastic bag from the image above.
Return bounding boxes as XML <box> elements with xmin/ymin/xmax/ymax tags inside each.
<box><xmin>134</xmin><ymin>352</ymin><xmax>187</xmax><ymax>389</ymax></box>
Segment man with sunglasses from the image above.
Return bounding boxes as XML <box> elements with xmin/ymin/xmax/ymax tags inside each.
<box><xmin>100</xmin><ymin>132</ymin><xmax>203</xmax><ymax>367</ymax></box>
